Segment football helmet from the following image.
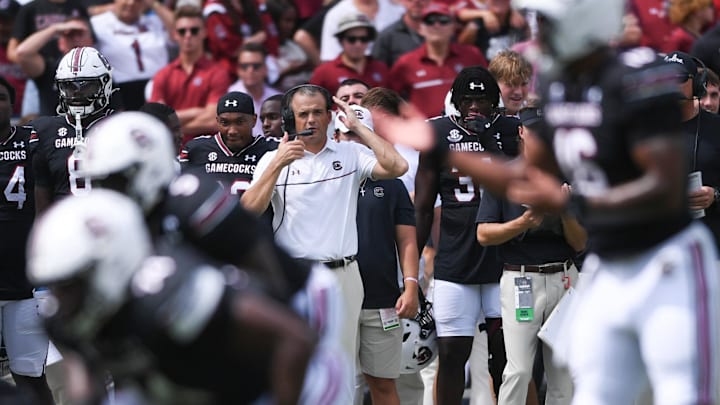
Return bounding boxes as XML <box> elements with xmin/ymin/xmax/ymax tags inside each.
<box><xmin>82</xmin><ymin>111</ymin><xmax>178</xmax><ymax>212</ymax></box>
<box><xmin>55</xmin><ymin>46</ymin><xmax>114</xmax><ymax>118</ymax></box>
<box><xmin>512</xmin><ymin>0</ymin><xmax>624</xmax><ymax>66</ymax></box>
<box><xmin>400</xmin><ymin>293</ymin><xmax>438</xmax><ymax>374</ymax></box>
<box><xmin>27</xmin><ymin>189</ymin><xmax>152</xmax><ymax>341</ymax></box>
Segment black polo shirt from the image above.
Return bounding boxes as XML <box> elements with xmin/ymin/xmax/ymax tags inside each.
<box><xmin>357</xmin><ymin>178</ymin><xmax>415</xmax><ymax>309</ymax></box>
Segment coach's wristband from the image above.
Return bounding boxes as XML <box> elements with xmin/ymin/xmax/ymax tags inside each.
<box><xmin>404</xmin><ymin>277</ymin><xmax>419</xmax><ymax>284</ymax></box>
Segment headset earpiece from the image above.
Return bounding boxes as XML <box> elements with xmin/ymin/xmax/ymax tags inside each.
<box><xmin>280</xmin><ymin>84</ymin><xmax>333</xmax><ymax>136</ymax></box>
<box><xmin>693</xmin><ymin>57</ymin><xmax>708</xmax><ymax>99</ymax></box>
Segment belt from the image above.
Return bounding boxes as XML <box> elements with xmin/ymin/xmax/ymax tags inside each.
<box><xmin>503</xmin><ymin>260</ymin><xmax>571</xmax><ymax>274</ymax></box>
<box><xmin>322</xmin><ymin>255</ymin><xmax>357</xmax><ymax>269</ymax></box>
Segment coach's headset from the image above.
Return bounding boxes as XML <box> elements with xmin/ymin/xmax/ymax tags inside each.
<box><xmin>281</xmin><ymin>84</ymin><xmax>333</xmax><ymax>138</ymax></box>
<box><xmin>692</xmin><ymin>56</ymin><xmax>709</xmax><ymax>99</ymax></box>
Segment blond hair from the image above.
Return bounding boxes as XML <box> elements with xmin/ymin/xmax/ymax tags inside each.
<box><xmin>488</xmin><ymin>50</ymin><xmax>532</xmax><ymax>86</ymax></box>
<box><xmin>669</xmin><ymin>0</ymin><xmax>712</xmax><ymax>24</ymax></box>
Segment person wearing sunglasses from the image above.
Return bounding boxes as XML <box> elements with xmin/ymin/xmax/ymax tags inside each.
<box><xmin>149</xmin><ymin>6</ymin><xmax>231</xmax><ymax>148</ymax></box>
<box><xmin>310</xmin><ymin>12</ymin><xmax>389</xmax><ymax>97</ymax></box>
<box><xmin>388</xmin><ymin>2</ymin><xmax>487</xmax><ymax>118</ymax></box>
<box><xmin>228</xmin><ymin>43</ymin><xmax>282</xmax><ymax>138</ymax></box>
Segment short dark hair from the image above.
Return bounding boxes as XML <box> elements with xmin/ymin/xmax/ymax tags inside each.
<box><xmin>338</xmin><ymin>78</ymin><xmax>370</xmax><ymax>91</ymax></box>
<box><xmin>705</xmin><ymin>67</ymin><xmax>720</xmax><ymax>87</ymax></box>
<box><xmin>361</xmin><ymin>87</ymin><xmax>403</xmax><ymax>116</ymax></box>
<box><xmin>264</xmin><ymin>94</ymin><xmax>284</xmax><ymax>103</ymax></box>
<box><xmin>139</xmin><ymin>102</ymin><xmax>177</xmax><ymax>127</ymax></box>
<box><xmin>0</xmin><ymin>76</ymin><xmax>16</xmax><ymax>105</ymax></box>
<box><xmin>240</xmin><ymin>42</ymin><xmax>268</xmax><ymax>58</ymax></box>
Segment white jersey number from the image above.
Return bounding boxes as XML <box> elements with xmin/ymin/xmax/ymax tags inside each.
<box><xmin>67</xmin><ymin>154</ymin><xmax>91</xmax><ymax>195</ymax></box>
<box><xmin>553</xmin><ymin>128</ymin><xmax>608</xmax><ymax>196</ymax></box>
<box><xmin>451</xmin><ymin>166</ymin><xmax>477</xmax><ymax>202</ymax></box>
<box><xmin>230</xmin><ymin>180</ymin><xmax>250</xmax><ymax>195</ymax></box>
<box><xmin>3</xmin><ymin>165</ymin><xmax>26</xmax><ymax>209</ymax></box>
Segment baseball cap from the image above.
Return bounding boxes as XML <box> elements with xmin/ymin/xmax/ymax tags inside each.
<box><xmin>335</xmin><ymin>105</ymin><xmax>374</xmax><ymax>133</ymax></box>
<box><xmin>0</xmin><ymin>0</ymin><xmax>20</xmax><ymax>19</ymax></box>
<box><xmin>217</xmin><ymin>91</ymin><xmax>254</xmax><ymax>115</ymax></box>
<box><xmin>519</xmin><ymin>107</ymin><xmax>543</xmax><ymax>129</ymax></box>
<box><xmin>421</xmin><ymin>3</ymin><xmax>453</xmax><ymax>19</ymax></box>
<box><xmin>334</xmin><ymin>12</ymin><xmax>376</xmax><ymax>37</ymax></box>
<box><xmin>663</xmin><ymin>51</ymin><xmax>698</xmax><ymax>77</ymax></box>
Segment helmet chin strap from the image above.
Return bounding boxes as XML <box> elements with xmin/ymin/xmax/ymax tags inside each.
<box><xmin>73</xmin><ymin>112</ymin><xmax>85</xmax><ymax>158</ymax></box>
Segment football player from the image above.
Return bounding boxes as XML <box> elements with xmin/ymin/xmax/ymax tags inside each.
<box><xmin>449</xmin><ymin>0</ymin><xmax>720</xmax><ymax>403</ymax></box>
<box><xmin>414</xmin><ymin>65</ymin><xmax>519</xmax><ymax>404</ymax></box>
<box><xmin>179</xmin><ymin>92</ymin><xmax>277</xmax><ymax>198</ymax></box>
<box><xmin>0</xmin><ymin>76</ymin><xmax>53</xmax><ymax>405</ymax></box>
<box><xmin>29</xmin><ymin>46</ymin><xmax>115</xmax><ymax>214</ymax></box>
<box><xmin>26</xmin><ymin>189</ymin><xmax>338</xmax><ymax>405</ymax></box>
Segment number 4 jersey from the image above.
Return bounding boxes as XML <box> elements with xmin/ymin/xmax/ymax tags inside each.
<box><xmin>423</xmin><ymin>115</ymin><xmax>519</xmax><ymax>284</ymax></box>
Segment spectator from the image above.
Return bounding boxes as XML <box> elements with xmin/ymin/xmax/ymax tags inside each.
<box><xmin>310</xmin><ymin>12</ymin><xmax>389</xmax><ymax>97</ymax></box>
<box><xmin>488</xmin><ymin>49</ymin><xmax>532</xmax><ymax>117</ymax></box>
<box><xmin>259</xmin><ymin>93</ymin><xmax>283</xmax><ymax>139</ymax></box>
<box><xmin>149</xmin><ymin>6</ymin><xmax>232</xmax><ymax>147</ymax></box>
<box><xmin>333</xmin><ymin>104</ymin><xmax>419</xmax><ymax>405</ymax></box>
<box><xmin>372</xmin><ymin>0</ymin><xmax>428</xmax><ymax>67</ymax></box>
<box><xmin>0</xmin><ymin>77</ymin><xmax>54</xmax><ymax>405</ymax></box>
<box><xmin>336</xmin><ymin>77</ymin><xmax>370</xmax><ymax>106</ymax></box>
<box><xmin>630</xmin><ymin>0</ymin><xmax>676</xmax><ymax>52</ymax></box>
<box><xmin>320</xmin><ymin>0</ymin><xmax>405</xmax><ymax>62</ymax></box>
<box><xmin>0</xmin><ymin>0</ymin><xmax>24</xmax><ymax>117</ymax></box>
<box><xmin>389</xmin><ymin>3</ymin><xmax>487</xmax><ymax>118</ymax></box>
<box><xmin>6</xmin><ymin>0</ymin><xmax>88</xmax><ymax>63</ymax></box>
<box><xmin>477</xmin><ymin>107</ymin><xmax>585</xmax><ymax>405</ymax></box>
<box><xmin>228</xmin><ymin>43</ymin><xmax>282</xmax><ymax>137</ymax></box>
<box><xmin>14</xmin><ymin>16</ymin><xmax>94</xmax><ymax>116</ymax></box>
<box><xmin>266</xmin><ymin>0</ymin><xmax>313</xmax><ymax>91</ymax></box>
<box><xmin>700</xmin><ymin>67</ymin><xmax>720</xmax><ymax>113</ymax></box>
<box><xmin>692</xmin><ymin>20</ymin><xmax>720</xmax><ymax>76</ymax></box>
<box><xmin>90</xmin><ymin>0</ymin><xmax>174</xmax><ymax>110</ymax></box>
<box><xmin>455</xmin><ymin>0</ymin><xmax>527</xmax><ymax>60</ymax></box>
<box><xmin>203</xmin><ymin>0</ymin><xmax>278</xmax><ymax>77</ymax></box>
<box><xmin>666</xmin><ymin>0</ymin><xmax>714</xmax><ymax>52</ymax></box>
<box><xmin>292</xmin><ymin>0</ymin><xmax>340</xmax><ymax>67</ymax></box>
<box><xmin>241</xmin><ymin>85</ymin><xmax>409</xmax><ymax>403</ymax></box>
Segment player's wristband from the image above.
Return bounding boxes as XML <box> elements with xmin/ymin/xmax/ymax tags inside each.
<box><xmin>566</xmin><ymin>193</ymin><xmax>587</xmax><ymax>218</ymax></box>
<box><xmin>404</xmin><ymin>277</ymin><xmax>419</xmax><ymax>284</ymax></box>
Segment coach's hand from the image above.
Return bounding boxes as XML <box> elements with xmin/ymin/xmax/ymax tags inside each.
<box><xmin>275</xmin><ymin>133</ymin><xmax>305</xmax><ymax>167</ymax></box>
<box><xmin>689</xmin><ymin>186</ymin><xmax>715</xmax><ymax>210</ymax></box>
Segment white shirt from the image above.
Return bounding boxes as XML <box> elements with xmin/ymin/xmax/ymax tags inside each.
<box><xmin>251</xmin><ymin>140</ymin><xmax>377</xmax><ymax>260</ymax></box>
<box><xmin>319</xmin><ymin>0</ymin><xmax>405</xmax><ymax>62</ymax></box>
<box><xmin>91</xmin><ymin>11</ymin><xmax>169</xmax><ymax>83</ymax></box>
<box><xmin>227</xmin><ymin>81</ymin><xmax>282</xmax><ymax>137</ymax></box>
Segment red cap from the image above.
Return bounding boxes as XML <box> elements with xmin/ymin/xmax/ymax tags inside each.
<box><xmin>421</xmin><ymin>3</ymin><xmax>453</xmax><ymax>19</ymax></box>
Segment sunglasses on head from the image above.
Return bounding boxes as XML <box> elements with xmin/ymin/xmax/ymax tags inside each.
<box><xmin>176</xmin><ymin>26</ymin><xmax>201</xmax><ymax>36</ymax></box>
<box><xmin>423</xmin><ymin>14</ymin><xmax>452</xmax><ymax>26</ymax></box>
<box><xmin>239</xmin><ymin>62</ymin><xmax>264</xmax><ymax>71</ymax></box>
<box><xmin>343</xmin><ymin>35</ymin><xmax>371</xmax><ymax>44</ymax></box>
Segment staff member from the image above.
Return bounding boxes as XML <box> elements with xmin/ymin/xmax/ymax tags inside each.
<box><xmin>241</xmin><ymin>84</ymin><xmax>408</xmax><ymax>403</ymax></box>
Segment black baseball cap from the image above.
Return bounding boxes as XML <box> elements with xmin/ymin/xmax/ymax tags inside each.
<box><xmin>217</xmin><ymin>91</ymin><xmax>254</xmax><ymax>115</ymax></box>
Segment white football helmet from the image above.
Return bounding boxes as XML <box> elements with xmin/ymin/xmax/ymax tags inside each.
<box><xmin>400</xmin><ymin>296</ymin><xmax>438</xmax><ymax>374</ymax></box>
<box><xmin>27</xmin><ymin>189</ymin><xmax>152</xmax><ymax>340</ymax></box>
<box><xmin>55</xmin><ymin>46</ymin><xmax>114</xmax><ymax>118</ymax></box>
<box><xmin>82</xmin><ymin>111</ymin><xmax>178</xmax><ymax>212</ymax></box>
<box><xmin>512</xmin><ymin>0</ymin><xmax>624</xmax><ymax>66</ymax></box>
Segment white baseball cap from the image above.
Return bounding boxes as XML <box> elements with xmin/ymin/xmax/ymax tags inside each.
<box><xmin>335</xmin><ymin>105</ymin><xmax>374</xmax><ymax>133</ymax></box>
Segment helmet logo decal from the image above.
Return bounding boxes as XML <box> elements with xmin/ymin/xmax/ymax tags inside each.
<box><xmin>469</xmin><ymin>82</ymin><xmax>484</xmax><ymax>91</ymax></box>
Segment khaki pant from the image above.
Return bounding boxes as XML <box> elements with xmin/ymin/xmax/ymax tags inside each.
<box><xmin>332</xmin><ymin>260</ymin><xmax>364</xmax><ymax>404</ymax></box>
<box><xmin>497</xmin><ymin>265</ymin><xmax>578</xmax><ymax>405</ymax></box>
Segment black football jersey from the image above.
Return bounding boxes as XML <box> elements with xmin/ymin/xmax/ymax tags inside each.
<box><xmin>538</xmin><ymin>48</ymin><xmax>690</xmax><ymax>255</ymax></box>
<box><xmin>0</xmin><ymin>126</ymin><xmax>34</xmax><ymax>219</ymax></box>
<box><xmin>30</xmin><ymin>111</ymin><xmax>112</xmax><ymax>200</ymax></box>
<box><xmin>90</xmin><ymin>244</ymin><xmax>270</xmax><ymax>405</ymax></box>
<box><xmin>422</xmin><ymin>115</ymin><xmax>518</xmax><ymax>284</ymax></box>
<box><xmin>179</xmin><ymin>134</ymin><xmax>277</xmax><ymax>196</ymax></box>
<box><xmin>0</xmin><ymin>126</ymin><xmax>36</xmax><ymax>300</ymax></box>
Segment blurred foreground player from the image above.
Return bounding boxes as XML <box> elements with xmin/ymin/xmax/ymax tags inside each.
<box><xmin>450</xmin><ymin>0</ymin><xmax>720</xmax><ymax>403</ymax></box>
<box><xmin>26</xmin><ymin>189</ymin><xmax>326</xmax><ymax>405</ymax></box>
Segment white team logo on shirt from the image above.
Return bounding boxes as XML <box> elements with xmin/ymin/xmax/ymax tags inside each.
<box><xmin>208</xmin><ymin>152</ymin><xmax>217</xmax><ymax>161</ymax></box>
<box><xmin>245</xmin><ymin>155</ymin><xmax>256</xmax><ymax>162</ymax></box>
<box><xmin>373</xmin><ymin>186</ymin><xmax>384</xmax><ymax>198</ymax></box>
<box><xmin>447</xmin><ymin>129</ymin><xmax>462</xmax><ymax>142</ymax></box>
<box><xmin>13</xmin><ymin>141</ymin><xmax>24</xmax><ymax>149</ymax></box>
<box><xmin>58</xmin><ymin>127</ymin><xmax>68</xmax><ymax>137</ymax></box>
